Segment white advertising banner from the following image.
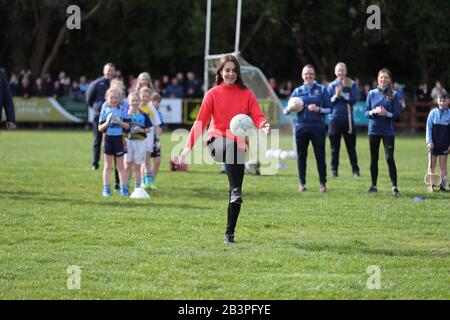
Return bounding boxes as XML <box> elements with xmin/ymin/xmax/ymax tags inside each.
<box><xmin>159</xmin><ymin>98</ymin><xmax>183</xmax><ymax>124</ymax></box>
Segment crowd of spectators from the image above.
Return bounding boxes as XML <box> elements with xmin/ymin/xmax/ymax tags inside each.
<box><xmin>8</xmin><ymin>68</ymin><xmax>446</xmax><ymax>107</ymax></box>
<box><xmin>8</xmin><ymin>69</ymin><xmax>205</xmax><ymax>101</ymax></box>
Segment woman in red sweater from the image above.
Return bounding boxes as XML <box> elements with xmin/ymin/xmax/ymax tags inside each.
<box><xmin>180</xmin><ymin>55</ymin><xmax>270</xmax><ymax>244</ymax></box>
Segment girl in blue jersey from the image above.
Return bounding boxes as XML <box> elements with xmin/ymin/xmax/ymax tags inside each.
<box><xmin>98</xmin><ymin>87</ymin><xmax>130</xmax><ymax>197</ymax></box>
<box><xmin>365</xmin><ymin>68</ymin><xmax>401</xmax><ymax>196</ymax></box>
<box><xmin>100</xmin><ymin>79</ymin><xmax>129</xmax><ymax>192</ymax></box>
<box><xmin>291</xmin><ymin>64</ymin><xmax>331</xmax><ymax>193</ymax></box>
<box><xmin>426</xmin><ymin>91</ymin><xmax>450</xmax><ymax>191</ymax></box>
<box><xmin>125</xmin><ymin>92</ymin><xmax>152</xmax><ymax>192</ymax></box>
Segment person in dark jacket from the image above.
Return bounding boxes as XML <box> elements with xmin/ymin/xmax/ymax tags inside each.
<box><xmin>0</xmin><ymin>68</ymin><xmax>16</xmax><ymax>129</ymax></box>
<box><xmin>290</xmin><ymin>64</ymin><xmax>332</xmax><ymax>193</ymax></box>
<box><xmin>425</xmin><ymin>91</ymin><xmax>450</xmax><ymax>191</ymax></box>
<box><xmin>86</xmin><ymin>63</ymin><xmax>115</xmax><ymax>170</ymax></box>
<box><xmin>365</xmin><ymin>68</ymin><xmax>401</xmax><ymax>196</ymax></box>
<box><xmin>327</xmin><ymin>62</ymin><xmax>360</xmax><ymax>178</ymax></box>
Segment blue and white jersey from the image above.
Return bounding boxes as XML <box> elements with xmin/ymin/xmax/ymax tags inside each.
<box><xmin>426</xmin><ymin>107</ymin><xmax>450</xmax><ymax>147</ymax></box>
<box><xmin>290</xmin><ymin>81</ymin><xmax>331</xmax><ymax>128</ymax></box>
<box><xmin>365</xmin><ymin>87</ymin><xmax>401</xmax><ymax>136</ymax></box>
<box><xmin>100</xmin><ymin>98</ymin><xmax>129</xmax><ymax>115</ymax></box>
<box><xmin>327</xmin><ymin>79</ymin><xmax>357</xmax><ymax>122</ymax></box>
<box><xmin>99</xmin><ymin>105</ymin><xmax>130</xmax><ymax>136</ymax></box>
<box><xmin>127</xmin><ymin>111</ymin><xmax>152</xmax><ymax>140</ymax></box>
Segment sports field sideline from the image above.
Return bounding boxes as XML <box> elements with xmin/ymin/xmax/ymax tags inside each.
<box><xmin>0</xmin><ymin>131</ymin><xmax>448</xmax><ymax>299</ymax></box>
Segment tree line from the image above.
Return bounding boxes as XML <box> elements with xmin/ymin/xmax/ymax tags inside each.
<box><xmin>1</xmin><ymin>0</ymin><xmax>449</xmax><ymax>90</ymax></box>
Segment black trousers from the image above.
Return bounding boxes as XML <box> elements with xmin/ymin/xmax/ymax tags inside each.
<box><xmin>92</xmin><ymin>114</ymin><xmax>103</xmax><ymax>167</ymax></box>
<box><xmin>295</xmin><ymin>126</ymin><xmax>327</xmax><ymax>185</ymax></box>
<box><xmin>369</xmin><ymin>135</ymin><xmax>397</xmax><ymax>187</ymax></box>
<box><xmin>207</xmin><ymin>137</ymin><xmax>245</xmax><ymax>236</ymax></box>
<box><xmin>328</xmin><ymin>119</ymin><xmax>359</xmax><ymax>173</ymax></box>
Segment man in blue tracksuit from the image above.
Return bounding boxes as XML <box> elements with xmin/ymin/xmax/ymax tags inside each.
<box><xmin>426</xmin><ymin>91</ymin><xmax>450</xmax><ymax>191</ymax></box>
<box><xmin>291</xmin><ymin>64</ymin><xmax>331</xmax><ymax>193</ymax></box>
<box><xmin>86</xmin><ymin>63</ymin><xmax>115</xmax><ymax>170</ymax></box>
<box><xmin>365</xmin><ymin>68</ymin><xmax>401</xmax><ymax>196</ymax></box>
<box><xmin>0</xmin><ymin>68</ymin><xmax>16</xmax><ymax>129</ymax></box>
<box><xmin>327</xmin><ymin>62</ymin><xmax>360</xmax><ymax>177</ymax></box>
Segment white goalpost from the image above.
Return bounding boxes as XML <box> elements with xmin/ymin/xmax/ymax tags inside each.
<box><xmin>203</xmin><ymin>0</ymin><xmax>292</xmax><ymax>130</ymax></box>
<box><xmin>203</xmin><ymin>0</ymin><xmax>296</xmax><ymax>173</ymax></box>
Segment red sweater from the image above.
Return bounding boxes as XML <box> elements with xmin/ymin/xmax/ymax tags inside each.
<box><xmin>186</xmin><ymin>83</ymin><xmax>267</xmax><ymax>150</ymax></box>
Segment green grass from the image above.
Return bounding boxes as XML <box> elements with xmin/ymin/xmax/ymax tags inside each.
<box><xmin>0</xmin><ymin>130</ymin><xmax>448</xmax><ymax>299</ymax></box>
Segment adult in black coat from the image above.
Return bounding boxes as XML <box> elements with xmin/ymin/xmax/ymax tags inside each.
<box><xmin>0</xmin><ymin>68</ymin><xmax>16</xmax><ymax>129</ymax></box>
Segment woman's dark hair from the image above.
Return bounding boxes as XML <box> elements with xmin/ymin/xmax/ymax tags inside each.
<box><xmin>378</xmin><ymin>68</ymin><xmax>394</xmax><ymax>98</ymax></box>
<box><xmin>215</xmin><ymin>55</ymin><xmax>247</xmax><ymax>89</ymax></box>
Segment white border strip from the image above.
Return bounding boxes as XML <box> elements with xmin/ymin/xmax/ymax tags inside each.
<box><xmin>48</xmin><ymin>97</ymin><xmax>83</xmax><ymax>123</ymax></box>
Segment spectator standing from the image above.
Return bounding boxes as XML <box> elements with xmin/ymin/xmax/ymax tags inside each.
<box><xmin>42</xmin><ymin>73</ymin><xmax>54</xmax><ymax>96</ymax></box>
<box><xmin>9</xmin><ymin>73</ymin><xmax>19</xmax><ymax>96</ymax></box>
<box><xmin>86</xmin><ymin>62</ymin><xmax>116</xmax><ymax>171</ymax></box>
<box><xmin>416</xmin><ymin>82</ymin><xmax>431</xmax><ymax>102</ymax></box>
<box><xmin>32</xmin><ymin>78</ymin><xmax>46</xmax><ymax>97</ymax></box>
<box><xmin>365</xmin><ymin>68</ymin><xmax>401</xmax><ymax>197</ymax></box>
<box><xmin>164</xmin><ymin>77</ymin><xmax>184</xmax><ymax>98</ymax></box>
<box><xmin>68</xmin><ymin>81</ymin><xmax>85</xmax><ymax>101</ymax></box>
<box><xmin>327</xmin><ymin>62</ymin><xmax>360</xmax><ymax>178</ymax></box>
<box><xmin>0</xmin><ymin>68</ymin><xmax>16</xmax><ymax>129</ymax></box>
<box><xmin>185</xmin><ymin>71</ymin><xmax>203</xmax><ymax>98</ymax></box>
<box><xmin>79</xmin><ymin>76</ymin><xmax>89</xmax><ymax>95</ymax></box>
<box><xmin>431</xmin><ymin>81</ymin><xmax>445</xmax><ymax>101</ymax></box>
<box><xmin>290</xmin><ymin>64</ymin><xmax>331</xmax><ymax>193</ymax></box>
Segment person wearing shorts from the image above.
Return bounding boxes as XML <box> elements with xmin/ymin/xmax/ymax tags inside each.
<box><xmin>426</xmin><ymin>91</ymin><xmax>450</xmax><ymax>191</ymax></box>
<box><xmin>98</xmin><ymin>87</ymin><xmax>130</xmax><ymax>197</ymax></box>
<box><xmin>124</xmin><ymin>92</ymin><xmax>152</xmax><ymax>192</ymax></box>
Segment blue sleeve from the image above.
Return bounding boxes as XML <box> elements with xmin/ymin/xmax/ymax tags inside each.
<box><xmin>86</xmin><ymin>79</ymin><xmax>97</xmax><ymax>107</ymax></box>
<box><xmin>290</xmin><ymin>88</ymin><xmax>301</xmax><ymax>98</ymax></box>
<box><xmin>122</xmin><ymin>110</ymin><xmax>131</xmax><ymax>123</ymax></box>
<box><xmin>426</xmin><ymin>111</ymin><xmax>434</xmax><ymax>144</ymax></box>
<box><xmin>328</xmin><ymin>83</ymin><xmax>338</xmax><ymax>104</ymax></box>
<box><xmin>391</xmin><ymin>94</ymin><xmax>401</xmax><ymax>119</ymax></box>
<box><xmin>320</xmin><ymin>86</ymin><xmax>331</xmax><ymax>114</ymax></box>
<box><xmin>100</xmin><ymin>101</ymin><xmax>107</xmax><ymax>114</ymax></box>
<box><xmin>1</xmin><ymin>70</ymin><xmax>15</xmax><ymax>122</ymax></box>
<box><xmin>350</xmin><ymin>83</ymin><xmax>357</xmax><ymax>105</ymax></box>
<box><xmin>99</xmin><ymin>110</ymin><xmax>107</xmax><ymax>124</ymax></box>
<box><xmin>158</xmin><ymin>111</ymin><xmax>164</xmax><ymax>126</ymax></box>
<box><xmin>121</xmin><ymin>100</ymin><xmax>129</xmax><ymax>114</ymax></box>
<box><xmin>365</xmin><ymin>92</ymin><xmax>375</xmax><ymax>119</ymax></box>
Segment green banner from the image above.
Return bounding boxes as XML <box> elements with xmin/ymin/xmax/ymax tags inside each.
<box><xmin>11</xmin><ymin>97</ymin><xmax>84</xmax><ymax>122</ymax></box>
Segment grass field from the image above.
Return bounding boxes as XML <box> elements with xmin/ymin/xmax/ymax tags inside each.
<box><xmin>0</xmin><ymin>130</ymin><xmax>448</xmax><ymax>299</ymax></box>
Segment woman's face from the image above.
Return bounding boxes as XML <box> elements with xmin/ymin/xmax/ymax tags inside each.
<box><xmin>378</xmin><ymin>72</ymin><xmax>390</xmax><ymax>88</ymax></box>
<box><xmin>302</xmin><ymin>67</ymin><xmax>315</xmax><ymax>85</ymax></box>
<box><xmin>221</xmin><ymin>62</ymin><xmax>237</xmax><ymax>86</ymax></box>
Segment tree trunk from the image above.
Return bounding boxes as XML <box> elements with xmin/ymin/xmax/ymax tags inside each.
<box><xmin>40</xmin><ymin>1</ymin><xmax>104</xmax><ymax>76</ymax></box>
<box><xmin>241</xmin><ymin>0</ymin><xmax>273</xmax><ymax>53</ymax></box>
<box><xmin>30</xmin><ymin>1</ymin><xmax>53</xmax><ymax>76</ymax></box>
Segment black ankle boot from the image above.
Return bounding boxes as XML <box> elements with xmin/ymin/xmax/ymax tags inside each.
<box><xmin>224</xmin><ymin>234</ymin><xmax>235</xmax><ymax>244</ymax></box>
<box><xmin>229</xmin><ymin>187</ymin><xmax>243</xmax><ymax>204</ymax></box>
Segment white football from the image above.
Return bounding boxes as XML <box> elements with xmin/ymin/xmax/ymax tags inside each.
<box><xmin>288</xmin><ymin>97</ymin><xmax>304</xmax><ymax>112</ymax></box>
<box><xmin>229</xmin><ymin>114</ymin><xmax>256</xmax><ymax>137</ymax></box>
